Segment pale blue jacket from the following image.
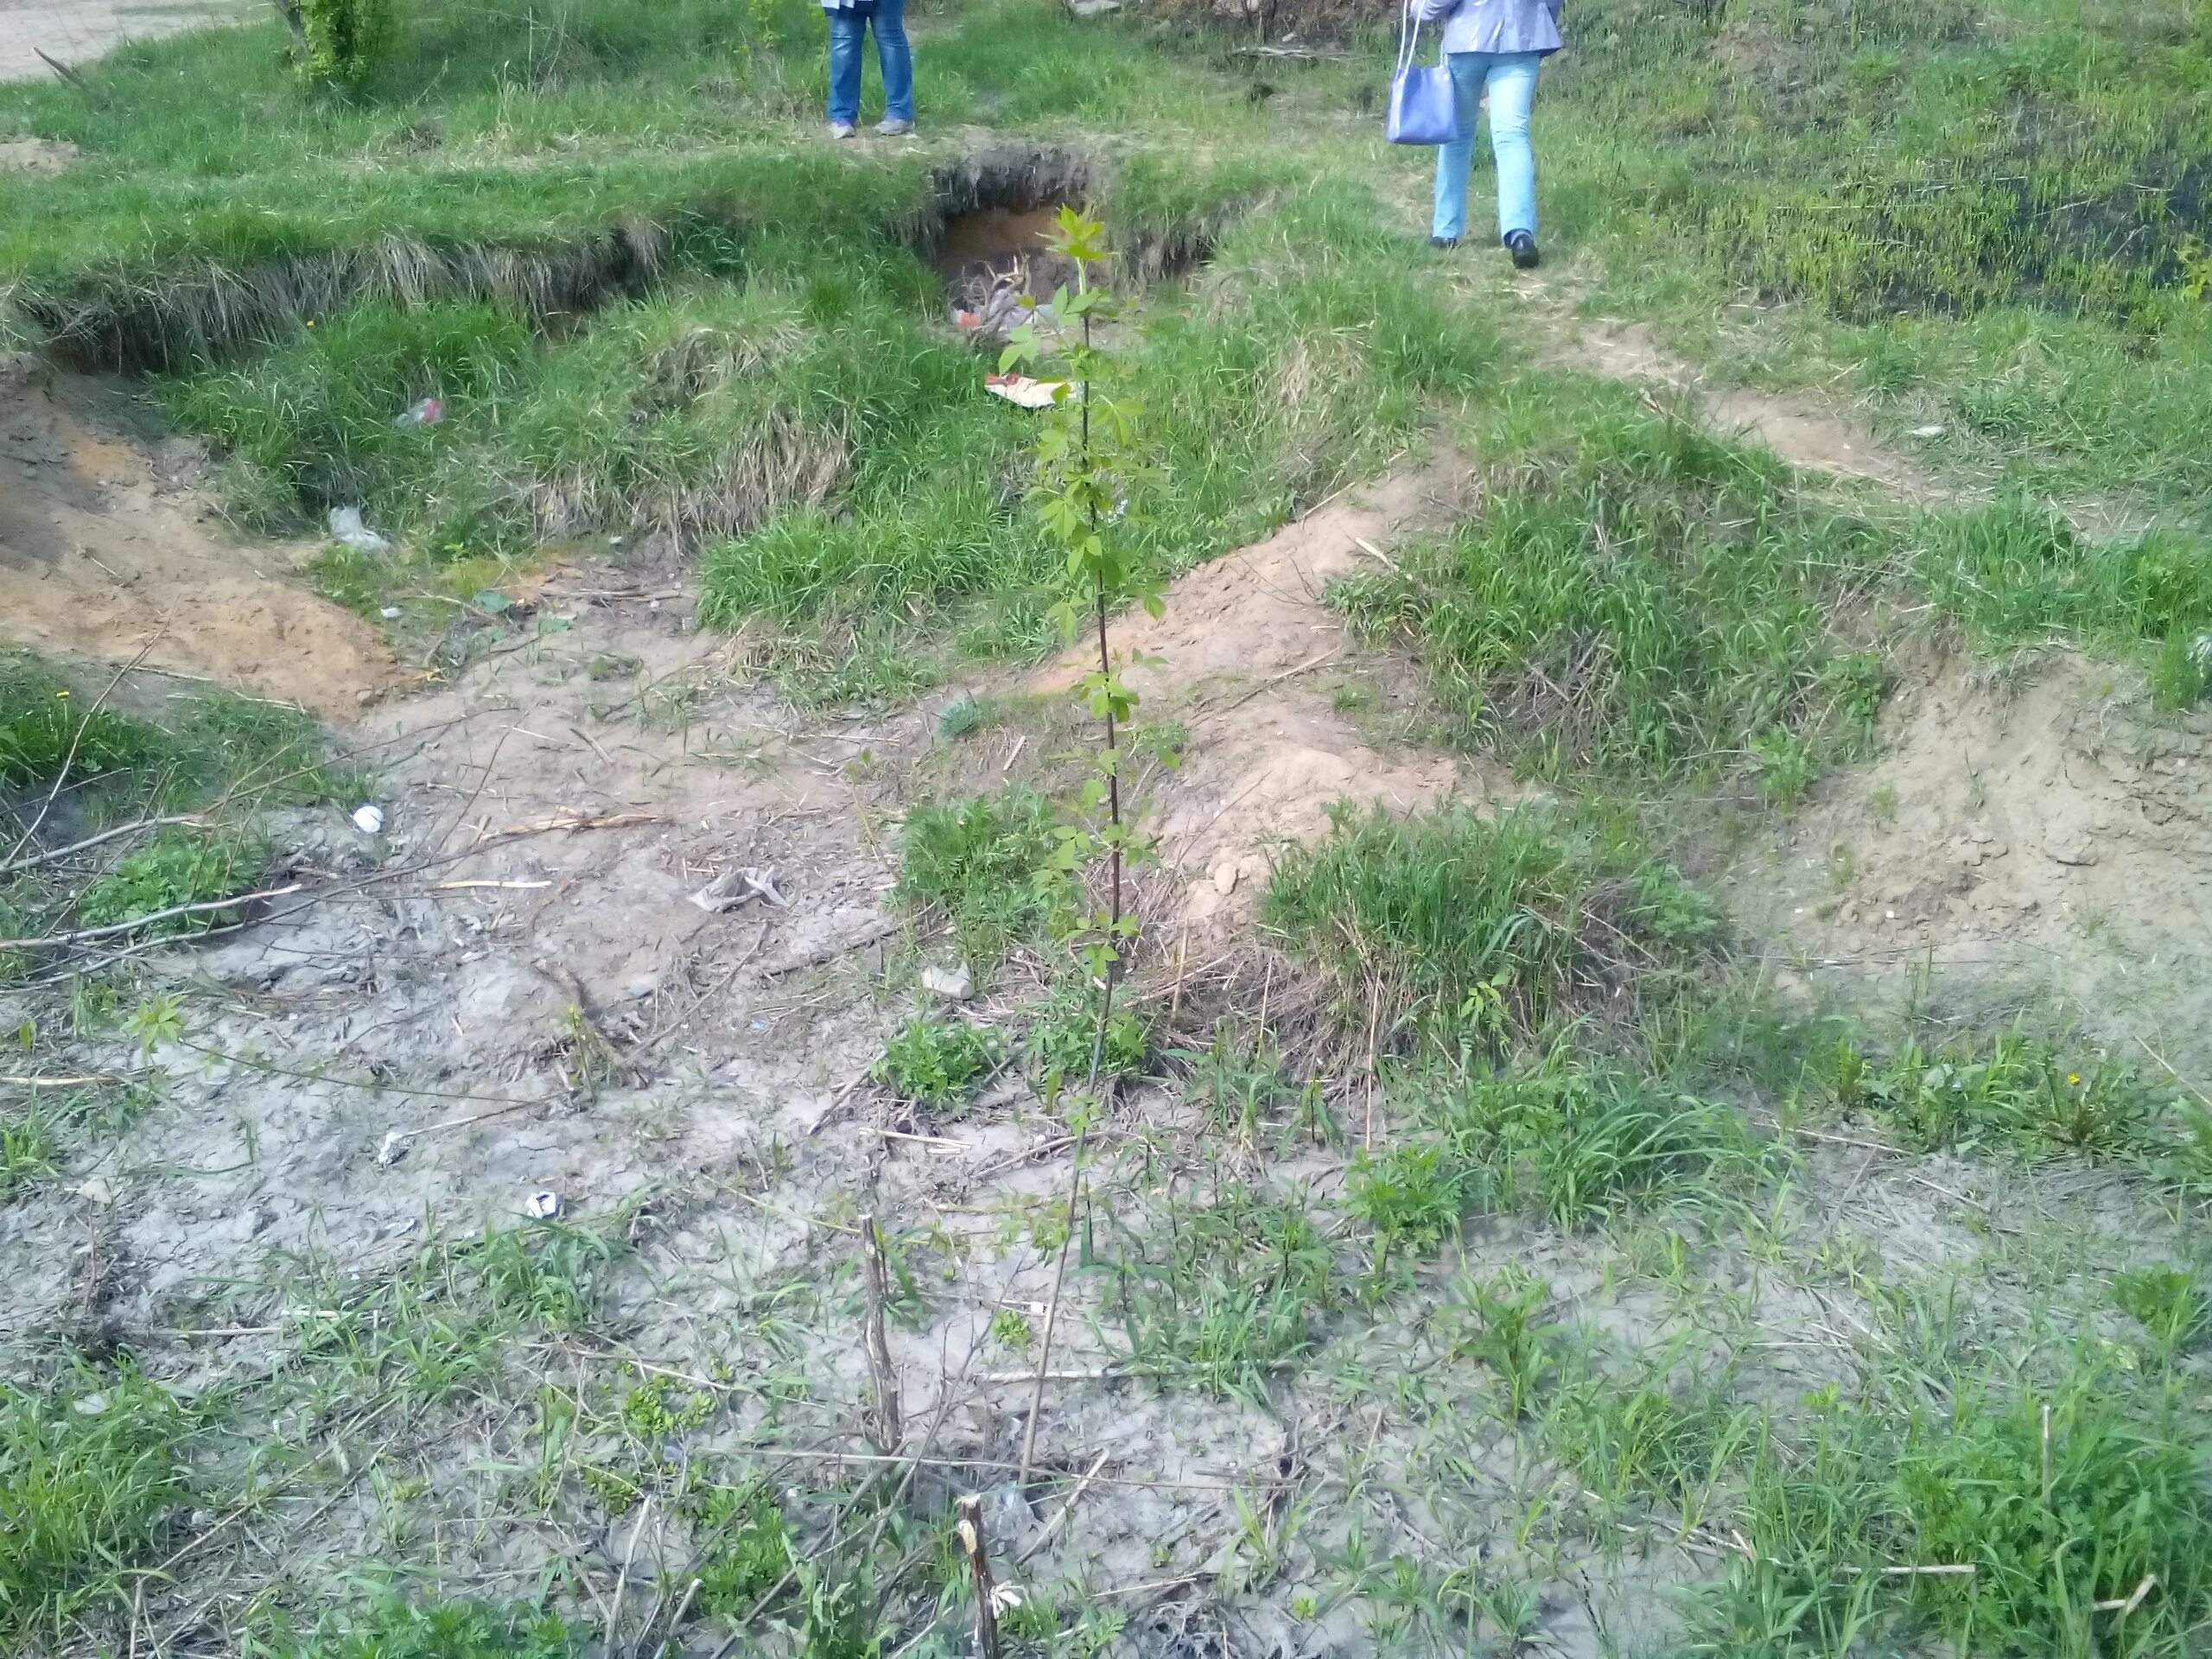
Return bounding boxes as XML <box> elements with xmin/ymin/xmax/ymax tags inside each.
<box><xmin>1414</xmin><ymin>0</ymin><xmax>1562</xmax><ymax>56</ymax></box>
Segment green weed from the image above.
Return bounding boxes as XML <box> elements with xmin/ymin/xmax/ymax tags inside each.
<box><xmin>872</xmin><ymin>1017</ymin><xmax>1002</xmax><ymax>1109</ymax></box>
<box><xmin>689</xmin><ymin>1481</ymin><xmax>792</xmax><ymax>1619</ymax></box>
<box><xmin>1026</xmin><ymin>982</ymin><xmax>1150</xmax><ymax>1091</ymax></box>
<box><xmin>1109</xmin><ymin>1185</ymin><xmax>1339</xmax><ymax>1402</ymax></box>
<box><xmin>1335</xmin><ymin>404</ymin><xmax>1887</xmax><ymax>787</ymax></box>
<box><xmin>76</xmin><ymin>828</ymin><xmax>269</xmax><ymax>935</ymax></box>
<box><xmin>0</xmin><ymin>1362</ymin><xmax>198</xmax><ymax>1644</ymax></box>
<box><xmin>2112</xmin><ymin>1266</ymin><xmax>2208</xmax><ymax>1361</ymax></box>
<box><xmin>893</xmin><ymin>788</ymin><xmax>1060</xmax><ymax>967</ymax></box>
<box><xmin>1262</xmin><ymin>800</ymin><xmax>1718</xmax><ymax>1049</ymax></box>
<box><xmin>276</xmin><ymin>1597</ymin><xmax>581</xmax><ymax>1659</ymax></box>
<box><xmin>1833</xmin><ymin>1028</ymin><xmax>2155</xmax><ymax>1159</ymax></box>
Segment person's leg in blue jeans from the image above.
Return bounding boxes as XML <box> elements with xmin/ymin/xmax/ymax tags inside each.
<box><xmin>1483</xmin><ymin>52</ymin><xmax>1541</xmax><ymax>243</ymax></box>
<box><xmin>826</xmin><ymin>5</ymin><xmax>868</xmax><ymax>130</ymax></box>
<box><xmin>870</xmin><ymin>0</ymin><xmax>914</xmax><ymax>126</ymax></box>
<box><xmin>1430</xmin><ymin>50</ymin><xmax>1492</xmax><ymax>244</ymax></box>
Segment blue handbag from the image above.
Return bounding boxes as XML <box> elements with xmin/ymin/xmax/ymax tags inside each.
<box><xmin>1386</xmin><ymin>0</ymin><xmax>1459</xmax><ymax>145</ymax></box>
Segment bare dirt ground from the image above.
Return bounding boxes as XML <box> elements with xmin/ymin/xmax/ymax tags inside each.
<box><xmin>3</xmin><ymin>360</ymin><xmax>2204</xmax><ymax>1653</ymax></box>
<box><xmin>1732</xmin><ymin>647</ymin><xmax>2212</xmax><ymax>1078</ymax></box>
<box><xmin>0</xmin><ymin>0</ymin><xmax>245</xmax><ymax>82</ymax></box>
<box><xmin>1034</xmin><ymin>461</ymin><xmax>1484</xmax><ymax>938</ymax></box>
<box><xmin>0</xmin><ymin>359</ymin><xmax>398</xmax><ymax>715</ymax></box>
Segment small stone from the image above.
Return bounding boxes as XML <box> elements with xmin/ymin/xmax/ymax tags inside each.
<box><xmin>626</xmin><ymin>976</ymin><xmax>657</xmax><ymax>1001</ymax></box>
<box><xmin>921</xmin><ymin>963</ymin><xmax>975</xmax><ymax>1001</ymax></box>
<box><xmin>231</xmin><ymin>1205</ymin><xmax>273</xmax><ymax>1241</ymax></box>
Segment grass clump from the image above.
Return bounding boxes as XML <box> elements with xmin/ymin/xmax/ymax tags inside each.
<box><xmin>1334</xmin><ymin>404</ymin><xmax>1885</xmax><ymax>789</ymax></box>
<box><xmin>1923</xmin><ymin>500</ymin><xmax>2212</xmax><ymax>708</ymax></box>
<box><xmin>1108</xmin><ymin>1186</ymin><xmax>1339</xmax><ymax>1402</ymax></box>
<box><xmin>1414</xmin><ymin>1051</ymin><xmax>1758</xmax><ymax>1233</ymax></box>
<box><xmin>872</xmin><ymin>1017</ymin><xmax>1001</xmax><ymax>1109</ymax></box>
<box><xmin>76</xmin><ymin>828</ymin><xmax>269</xmax><ymax>936</ymax></box>
<box><xmin>1831</xmin><ymin>1027</ymin><xmax>2158</xmax><ymax>1160</ymax></box>
<box><xmin>276</xmin><ymin>1598</ymin><xmax>581</xmax><ymax>1659</ymax></box>
<box><xmin>1262</xmin><ymin>800</ymin><xmax>1718</xmax><ymax>1049</ymax></box>
<box><xmin>0</xmin><ymin>1363</ymin><xmax>197</xmax><ymax>1645</ymax></box>
<box><xmin>893</xmin><ymin>787</ymin><xmax>1061</xmax><ymax>966</ymax></box>
<box><xmin>1707</xmin><ymin>1375</ymin><xmax>2212</xmax><ymax>1658</ymax></box>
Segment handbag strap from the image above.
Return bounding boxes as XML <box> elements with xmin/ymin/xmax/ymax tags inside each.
<box><xmin>1395</xmin><ymin>0</ymin><xmax>1425</xmax><ymax>77</ymax></box>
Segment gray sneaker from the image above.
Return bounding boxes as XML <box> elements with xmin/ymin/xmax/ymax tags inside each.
<box><xmin>874</xmin><ymin>118</ymin><xmax>914</xmax><ymax>137</ymax></box>
<box><xmin>828</xmin><ymin>121</ymin><xmax>857</xmax><ymax>139</ymax></box>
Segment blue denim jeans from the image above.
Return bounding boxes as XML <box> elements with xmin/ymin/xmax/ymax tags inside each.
<box><xmin>1431</xmin><ymin>50</ymin><xmax>1541</xmax><ymax>243</ymax></box>
<box><xmin>826</xmin><ymin>0</ymin><xmax>913</xmax><ymax>126</ymax></box>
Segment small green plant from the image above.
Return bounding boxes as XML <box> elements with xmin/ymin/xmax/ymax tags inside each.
<box><xmin>78</xmin><ymin>829</ymin><xmax>267</xmax><ymax>935</ymax></box>
<box><xmin>292</xmin><ymin>0</ymin><xmax>399</xmax><ymax>87</ymax></box>
<box><xmin>1749</xmin><ymin>727</ymin><xmax>1816</xmax><ymax>809</ymax></box>
<box><xmin>988</xmin><ymin>1307</ymin><xmax>1034</xmax><ymax>1353</ymax></box>
<box><xmin>938</xmin><ymin>696</ymin><xmax>990</xmax><ymax>741</ymax></box>
<box><xmin>872</xmin><ymin>1017</ymin><xmax>1000</xmax><ymax>1108</ymax></box>
<box><xmin>690</xmin><ymin>1481</ymin><xmax>792</xmax><ymax>1619</ymax></box>
<box><xmin>2113</xmin><ymin>1265</ymin><xmax>2207</xmax><ymax>1359</ymax></box>
<box><xmin>894</xmin><ymin>788</ymin><xmax>1059</xmax><ymax>966</ymax></box>
<box><xmin>1445</xmin><ymin>1268</ymin><xmax>1559</xmax><ymax>1421</ymax></box>
<box><xmin>1027</xmin><ymin>982</ymin><xmax>1149</xmax><ymax>1090</ymax></box>
<box><xmin>1346</xmin><ymin>1143</ymin><xmax>1465</xmax><ymax>1272</ymax></box>
<box><xmin>0</xmin><ymin>1363</ymin><xmax>196</xmax><ymax>1644</ymax></box>
<box><xmin>0</xmin><ymin>1101</ymin><xmax>60</xmax><ymax>1199</ymax></box>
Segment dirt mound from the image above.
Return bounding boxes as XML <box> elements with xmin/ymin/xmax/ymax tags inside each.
<box><xmin>1034</xmin><ymin>461</ymin><xmax>1484</xmax><ymax>935</ymax></box>
<box><xmin>0</xmin><ymin>363</ymin><xmax>397</xmax><ymax>715</ymax></box>
<box><xmin>1737</xmin><ymin>651</ymin><xmax>2212</xmax><ymax>1073</ymax></box>
<box><xmin>0</xmin><ymin>136</ymin><xmax>77</xmax><ymax>175</ymax></box>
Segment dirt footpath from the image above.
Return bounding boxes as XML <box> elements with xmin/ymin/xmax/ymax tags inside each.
<box><xmin>0</xmin><ymin>0</ymin><xmax>245</xmax><ymax>81</ymax></box>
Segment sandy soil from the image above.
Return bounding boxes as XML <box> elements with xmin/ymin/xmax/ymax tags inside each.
<box><xmin>1732</xmin><ymin>648</ymin><xmax>2212</xmax><ymax>1076</ymax></box>
<box><xmin>0</xmin><ymin>360</ymin><xmax>398</xmax><ymax>716</ymax></box>
<box><xmin>1032</xmin><ymin>459</ymin><xmax>1491</xmax><ymax>938</ymax></box>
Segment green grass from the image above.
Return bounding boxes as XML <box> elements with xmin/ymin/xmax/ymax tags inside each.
<box><xmin>893</xmin><ymin>787</ymin><xmax>1062</xmax><ymax>966</ymax></box>
<box><xmin>1336</xmin><ymin>397</ymin><xmax>1888</xmax><ymax>787</ymax></box>
<box><xmin>1262</xmin><ymin>799</ymin><xmax>1719</xmax><ymax>1048</ymax></box>
<box><xmin>1705</xmin><ymin>1370</ymin><xmax>2212</xmax><ymax>1658</ymax></box>
<box><xmin>1540</xmin><ymin>0</ymin><xmax>2212</xmax><ymax>522</ymax></box>
<box><xmin>0</xmin><ymin>1362</ymin><xmax>198</xmax><ymax>1644</ymax></box>
<box><xmin>1411</xmin><ymin>1050</ymin><xmax>1760</xmax><ymax>1233</ymax></box>
<box><xmin>871</xmin><ymin>1015</ymin><xmax>1002</xmax><ymax>1108</ymax></box>
<box><xmin>75</xmin><ymin>827</ymin><xmax>270</xmax><ymax>935</ymax></box>
<box><xmin>1922</xmin><ymin>499</ymin><xmax>2212</xmax><ymax>706</ymax></box>
<box><xmin>1830</xmin><ymin>1026</ymin><xmax>2167</xmax><ymax>1160</ymax></box>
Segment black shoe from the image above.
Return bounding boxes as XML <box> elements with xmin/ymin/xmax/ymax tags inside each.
<box><xmin>1429</xmin><ymin>235</ymin><xmax>1459</xmax><ymax>250</ymax></box>
<box><xmin>1505</xmin><ymin>230</ymin><xmax>1540</xmax><ymax>270</ymax></box>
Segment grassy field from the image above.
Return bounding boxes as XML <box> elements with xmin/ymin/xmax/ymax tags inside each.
<box><xmin>3</xmin><ymin>0</ymin><xmax>2211</xmax><ymax>1652</ymax></box>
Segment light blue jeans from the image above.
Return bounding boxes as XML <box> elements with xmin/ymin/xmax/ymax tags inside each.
<box><xmin>1431</xmin><ymin>51</ymin><xmax>1541</xmax><ymax>244</ymax></box>
<box><xmin>826</xmin><ymin>0</ymin><xmax>913</xmax><ymax>127</ymax></box>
